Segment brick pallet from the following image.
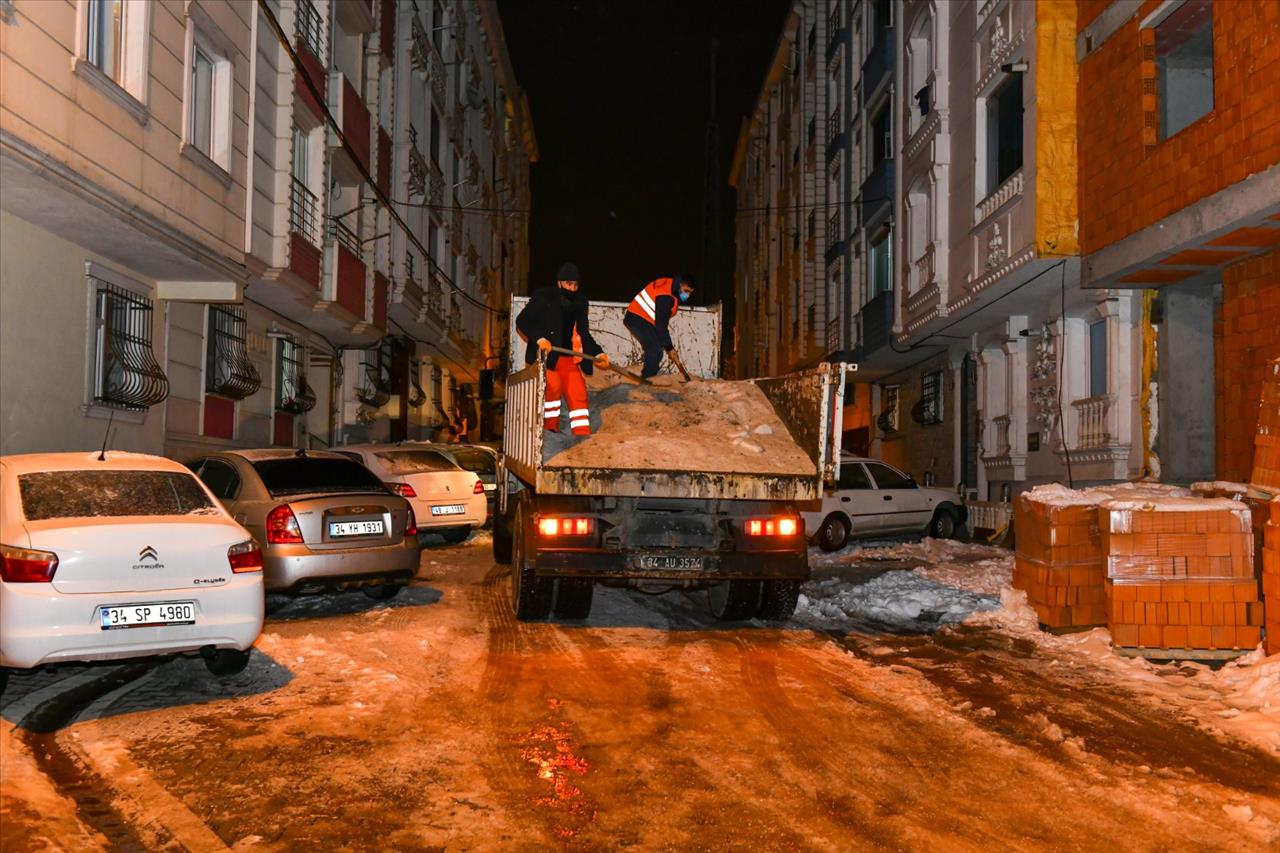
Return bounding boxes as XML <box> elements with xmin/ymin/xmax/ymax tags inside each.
<box><xmin>1252</xmin><ymin>358</ymin><xmax>1280</xmax><ymax>492</ymax></box>
<box><xmin>1013</xmin><ymin>495</ymin><xmax>1107</xmax><ymax>631</ymax></box>
<box><xmin>1264</xmin><ymin>498</ymin><xmax>1280</xmax><ymax>656</ymax></box>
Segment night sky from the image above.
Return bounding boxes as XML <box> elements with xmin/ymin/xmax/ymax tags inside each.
<box><xmin>495</xmin><ymin>0</ymin><xmax>789</xmax><ymax>307</ymax></box>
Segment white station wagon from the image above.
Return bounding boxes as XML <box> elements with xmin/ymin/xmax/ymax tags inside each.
<box><xmin>802</xmin><ymin>455</ymin><xmax>968</xmax><ymax>551</ymax></box>
<box><xmin>0</xmin><ymin>452</ymin><xmax>265</xmax><ymax>693</ymax></box>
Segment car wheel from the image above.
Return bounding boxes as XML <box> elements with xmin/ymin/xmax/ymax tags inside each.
<box><xmin>708</xmin><ymin>580</ymin><xmax>763</xmax><ymax>621</ymax></box>
<box><xmin>928</xmin><ymin>508</ymin><xmax>957</xmax><ymax>540</ymax></box>
<box><xmin>204</xmin><ymin>648</ymin><xmax>251</xmax><ymax>676</ymax></box>
<box><xmin>440</xmin><ymin>526</ymin><xmax>470</xmax><ymax>545</ymax></box>
<box><xmin>816</xmin><ymin>514</ymin><xmax>851</xmax><ymax>552</ymax></box>
<box><xmin>362</xmin><ymin>583</ymin><xmax>403</xmax><ymax>600</ymax></box>
<box><xmin>511</xmin><ymin>500</ymin><xmax>553</xmax><ymax>620</ymax></box>
<box><xmin>758</xmin><ymin>580</ymin><xmax>801</xmax><ymax>621</ymax></box>
<box><xmin>553</xmin><ymin>579</ymin><xmax>594</xmax><ymax>619</ymax></box>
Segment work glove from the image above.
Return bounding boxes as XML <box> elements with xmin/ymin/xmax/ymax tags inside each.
<box><xmin>595</xmin><ymin>353</ymin><xmax>610</xmax><ymax>368</ymax></box>
<box><xmin>536</xmin><ymin>338</ymin><xmax>552</xmax><ymax>353</ymax></box>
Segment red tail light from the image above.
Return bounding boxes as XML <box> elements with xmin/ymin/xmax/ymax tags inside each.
<box><xmin>266</xmin><ymin>504</ymin><xmax>304</xmax><ymax>544</ymax></box>
<box><xmin>406</xmin><ymin>514</ymin><xmax>418</xmax><ymax>536</ymax></box>
<box><xmin>0</xmin><ymin>544</ymin><xmax>59</xmax><ymax>582</ymax></box>
<box><xmin>227</xmin><ymin>540</ymin><xmax>263</xmax><ymax>573</ymax></box>
<box><xmin>745</xmin><ymin>517</ymin><xmax>799</xmax><ymax>537</ymax></box>
<box><xmin>537</xmin><ymin>517</ymin><xmax>594</xmax><ymax>537</ymax></box>
<box><xmin>473</xmin><ymin>479</ymin><xmax>485</xmax><ymax>495</ymax></box>
<box><xmin>386</xmin><ymin>482</ymin><xmax>417</xmax><ymax>498</ymax></box>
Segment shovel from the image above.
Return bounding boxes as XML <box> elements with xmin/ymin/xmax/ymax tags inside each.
<box><xmin>668</xmin><ymin>348</ymin><xmax>694</xmax><ymax>383</ymax></box>
<box><xmin>547</xmin><ymin>346</ymin><xmax>651</xmax><ymax>385</ymax></box>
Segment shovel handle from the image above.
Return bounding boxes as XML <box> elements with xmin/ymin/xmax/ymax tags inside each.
<box><xmin>546</xmin><ymin>346</ymin><xmax>650</xmax><ymax>385</ymax></box>
<box><xmin>668</xmin><ymin>349</ymin><xmax>693</xmax><ymax>382</ymax></box>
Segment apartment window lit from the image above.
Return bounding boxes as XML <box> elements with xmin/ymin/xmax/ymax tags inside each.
<box><xmin>985</xmin><ymin>75</ymin><xmax>1023</xmax><ymax>195</ymax></box>
<box><xmin>1155</xmin><ymin>0</ymin><xmax>1214</xmax><ymax>140</ymax></box>
<box><xmin>90</xmin><ymin>277</ymin><xmax>168</xmax><ymax>410</ymax></box>
<box><xmin>184</xmin><ymin>24</ymin><xmax>233</xmax><ymax>171</ymax></box>
<box><xmin>869</xmin><ymin>224</ymin><xmax>892</xmax><ymax>296</ymax></box>
<box><xmin>1089</xmin><ymin>320</ymin><xmax>1108</xmax><ymax>397</ymax></box>
<box><xmin>205</xmin><ymin>306</ymin><xmax>262</xmax><ymax>399</ymax></box>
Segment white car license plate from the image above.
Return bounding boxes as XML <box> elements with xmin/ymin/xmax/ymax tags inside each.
<box><xmin>329</xmin><ymin>520</ymin><xmax>385</xmax><ymax>537</ymax></box>
<box><xmin>100</xmin><ymin>601</ymin><xmax>195</xmax><ymax>630</ymax></box>
<box><xmin>431</xmin><ymin>504</ymin><xmax>466</xmax><ymax>516</ymax></box>
<box><xmin>634</xmin><ymin>554</ymin><xmax>705</xmax><ymax>571</ymax></box>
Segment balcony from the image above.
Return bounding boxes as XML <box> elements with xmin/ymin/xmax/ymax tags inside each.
<box><xmin>826</xmin><ymin>131</ymin><xmax>845</xmax><ymax>161</ymax></box>
<box><xmin>332</xmin><ymin>227</ymin><xmax>367</xmax><ymax>322</ymax></box>
<box><xmin>860</xmin><ymin>158</ymin><xmax>894</xmax><ymax>221</ymax></box>
<box><xmin>910</xmin><ymin>243</ymin><xmax>936</xmax><ymax>295</ymax></box>
<box><xmin>1072</xmin><ymin>395</ymin><xmax>1114</xmax><ymax>449</ymax></box>
<box><xmin>856</xmin><ymin>290</ymin><xmax>894</xmax><ymax>356</ymax></box>
<box><xmin>288</xmin><ymin>178</ymin><xmax>322</xmax><ymax>287</ymax></box>
<box><xmin>861</xmin><ymin>34</ymin><xmax>894</xmax><ymax>93</ymax></box>
<box><xmin>409</xmin><ymin>16</ymin><xmax>446</xmax><ymax>105</ymax></box>
<box><xmin>294</xmin><ymin>0</ymin><xmax>327</xmax><ymax>121</ymax></box>
<box><xmin>975</xmin><ymin>169</ymin><xmax>1023</xmax><ymax>226</ymax></box>
<box><xmin>827</xmin><ymin>27</ymin><xmax>846</xmax><ymax>62</ymax></box>
<box><xmin>824</xmin><ymin>239</ymin><xmax>845</xmax><ymax>266</ymax></box>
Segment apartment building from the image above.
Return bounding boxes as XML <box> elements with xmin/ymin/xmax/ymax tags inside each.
<box><xmin>1076</xmin><ymin>0</ymin><xmax>1280</xmax><ymax>484</ymax></box>
<box><xmin>0</xmin><ymin>0</ymin><xmax>534</xmax><ymax>459</ymax></box>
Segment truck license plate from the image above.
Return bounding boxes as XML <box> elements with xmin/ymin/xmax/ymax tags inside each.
<box><xmin>100</xmin><ymin>601</ymin><xmax>195</xmax><ymax>630</ymax></box>
<box><xmin>634</xmin><ymin>554</ymin><xmax>705</xmax><ymax>571</ymax></box>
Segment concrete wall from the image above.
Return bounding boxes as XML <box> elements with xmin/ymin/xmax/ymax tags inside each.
<box><xmin>1157</xmin><ymin>280</ymin><xmax>1216</xmax><ymax>484</ymax></box>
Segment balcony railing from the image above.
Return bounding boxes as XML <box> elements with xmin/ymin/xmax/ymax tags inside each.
<box><xmin>1072</xmin><ymin>394</ymin><xmax>1114</xmax><ymax>449</ymax></box>
<box><xmin>330</xmin><ymin>216</ymin><xmax>362</xmax><ymax>260</ymax></box>
<box><xmin>296</xmin><ymin>0</ymin><xmax>326</xmax><ymax>64</ymax></box>
<box><xmin>993</xmin><ymin>415</ymin><xmax>1012</xmax><ymax>456</ymax></box>
<box><xmin>911</xmin><ymin>243</ymin><xmax>935</xmax><ymax>294</ymax></box>
<box><xmin>289</xmin><ymin>178</ymin><xmax>321</xmax><ymax>247</ymax></box>
<box><xmin>975</xmin><ymin>169</ymin><xmax>1023</xmax><ymax>225</ymax></box>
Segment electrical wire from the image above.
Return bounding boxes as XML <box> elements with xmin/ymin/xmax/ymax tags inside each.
<box><xmin>256</xmin><ymin>0</ymin><xmax>504</xmax><ymax>318</ymax></box>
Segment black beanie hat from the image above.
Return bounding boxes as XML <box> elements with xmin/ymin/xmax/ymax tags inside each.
<box><xmin>556</xmin><ymin>261</ymin><xmax>581</xmax><ymax>283</ymax></box>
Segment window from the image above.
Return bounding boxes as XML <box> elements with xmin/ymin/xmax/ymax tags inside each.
<box><xmin>829</xmin><ymin>211</ymin><xmax>841</xmax><ymax>246</ymax></box>
<box><xmin>79</xmin><ymin>0</ymin><xmax>150</xmax><ymax>118</ymax></box>
<box><xmin>870</xmin><ymin>100</ymin><xmax>891</xmax><ymax>169</ymax></box>
<box><xmin>907</xmin><ymin>13</ymin><xmax>933</xmax><ymax>134</ymax></box>
<box><xmin>1155</xmin><ymin>0</ymin><xmax>1214</xmax><ymax>140</ymax></box>
<box><xmin>296</xmin><ymin>0</ymin><xmax>326</xmax><ymax>63</ymax></box>
<box><xmin>183</xmin><ymin>20</ymin><xmax>233</xmax><ymax>172</ymax></box>
<box><xmin>290</xmin><ymin>128</ymin><xmax>321</xmax><ymax>245</ymax></box>
<box><xmin>86</xmin><ymin>0</ymin><xmax>123</xmax><ymax>79</ymax></box>
<box><xmin>276</xmin><ymin>337</ymin><xmax>316</xmax><ymax>413</ymax></box>
<box><xmin>873</xmin><ymin>0</ymin><xmax>893</xmax><ymax>30</ymax></box>
<box><xmin>250</xmin><ymin>458</ymin><xmax>387</xmax><ymax>497</ymax></box>
<box><xmin>431</xmin><ymin>107</ymin><xmax>442</xmax><ymax>166</ymax></box>
<box><xmin>985</xmin><ymin>75</ymin><xmax>1023</xmax><ymax>195</ymax></box>
<box><xmin>91</xmin><ymin>276</ymin><xmax>168</xmax><ymax>410</ymax></box>
<box><xmin>205</xmin><ymin>306</ymin><xmax>262</xmax><ymax>399</ymax></box>
<box><xmin>869</xmin><ymin>224</ymin><xmax>892</xmax><ymax>296</ymax></box>
<box><xmin>196</xmin><ymin>459</ymin><xmax>241</xmax><ymax>500</ymax></box>
<box><xmin>866</xmin><ymin>462</ymin><xmax>915</xmax><ymax>490</ymax></box>
<box><xmin>1089</xmin><ymin>319</ymin><xmax>1108</xmax><ymax>397</ymax></box>
<box><xmin>878</xmin><ymin>385</ymin><xmax>899</xmax><ymax>432</ymax></box>
<box><xmin>838</xmin><ymin>463</ymin><xmax>873</xmax><ymax>490</ymax></box>
<box><xmin>919</xmin><ymin>370</ymin><xmax>944</xmax><ymax>425</ymax></box>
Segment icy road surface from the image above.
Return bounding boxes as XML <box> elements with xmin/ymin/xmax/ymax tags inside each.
<box><xmin>3</xmin><ymin>534</ymin><xmax>1279</xmax><ymax>850</ymax></box>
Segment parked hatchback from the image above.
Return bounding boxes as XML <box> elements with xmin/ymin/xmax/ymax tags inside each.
<box><xmin>0</xmin><ymin>452</ymin><xmax>264</xmax><ymax>693</ymax></box>
<box><xmin>337</xmin><ymin>445</ymin><xmax>486</xmax><ymax>544</ymax></box>
<box><xmin>803</xmin><ymin>455</ymin><xmax>967</xmax><ymax>551</ymax></box>
<box><xmin>189</xmin><ymin>450</ymin><xmax>419</xmax><ymax>598</ymax></box>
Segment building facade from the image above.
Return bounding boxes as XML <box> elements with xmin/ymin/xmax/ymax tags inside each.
<box><xmin>0</xmin><ymin>0</ymin><xmax>534</xmax><ymax>460</ymax></box>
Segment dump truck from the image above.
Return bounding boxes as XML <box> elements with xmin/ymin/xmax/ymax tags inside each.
<box><xmin>493</xmin><ymin>296</ymin><xmax>853</xmax><ymax>622</ymax></box>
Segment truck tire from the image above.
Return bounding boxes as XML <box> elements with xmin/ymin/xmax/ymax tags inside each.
<box><xmin>758</xmin><ymin>580</ymin><xmax>801</xmax><ymax>621</ymax></box>
<box><xmin>708</xmin><ymin>580</ymin><xmax>762</xmax><ymax>621</ymax></box>
<box><xmin>553</xmin><ymin>579</ymin><xmax>594</xmax><ymax>620</ymax></box>
<box><xmin>492</xmin><ymin>509</ymin><xmax>514</xmax><ymax>564</ymax></box>
<box><xmin>816</xmin><ymin>514</ymin><xmax>851</xmax><ymax>552</ymax></box>
<box><xmin>511</xmin><ymin>501</ymin><xmax>553</xmax><ymax>620</ymax></box>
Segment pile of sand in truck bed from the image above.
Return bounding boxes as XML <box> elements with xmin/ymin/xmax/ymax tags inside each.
<box><xmin>542</xmin><ymin>369</ymin><xmax>817</xmax><ymax>476</ymax></box>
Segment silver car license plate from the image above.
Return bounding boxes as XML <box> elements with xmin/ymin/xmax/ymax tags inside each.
<box><xmin>431</xmin><ymin>504</ymin><xmax>466</xmax><ymax>516</ymax></box>
<box><xmin>634</xmin><ymin>554</ymin><xmax>705</xmax><ymax>571</ymax></box>
<box><xmin>100</xmin><ymin>601</ymin><xmax>195</xmax><ymax>630</ymax></box>
<box><xmin>329</xmin><ymin>520</ymin><xmax>385</xmax><ymax>537</ymax></box>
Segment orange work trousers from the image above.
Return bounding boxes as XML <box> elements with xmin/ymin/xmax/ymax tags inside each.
<box><xmin>544</xmin><ymin>358</ymin><xmax>591</xmax><ymax>435</ymax></box>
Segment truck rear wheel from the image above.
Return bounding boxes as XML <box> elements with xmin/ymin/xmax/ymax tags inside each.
<box><xmin>758</xmin><ymin>580</ymin><xmax>801</xmax><ymax>621</ymax></box>
<box><xmin>553</xmin><ymin>579</ymin><xmax>594</xmax><ymax>620</ymax></box>
<box><xmin>708</xmin><ymin>580</ymin><xmax>762</xmax><ymax>621</ymax></box>
<box><xmin>492</xmin><ymin>508</ymin><xmax>514</xmax><ymax>564</ymax></box>
<box><xmin>511</xmin><ymin>501</ymin><xmax>553</xmax><ymax>620</ymax></box>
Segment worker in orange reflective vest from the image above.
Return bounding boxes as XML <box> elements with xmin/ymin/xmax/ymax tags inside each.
<box><xmin>515</xmin><ymin>262</ymin><xmax>607</xmax><ymax>436</ymax></box>
<box><xmin>624</xmin><ymin>274</ymin><xmax>695</xmax><ymax>378</ymax></box>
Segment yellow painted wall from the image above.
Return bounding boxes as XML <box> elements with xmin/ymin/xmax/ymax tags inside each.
<box><xmin>1035</xmin><ymin>0</ymin><xmax>1079</xmax><ymax>257</ymax></box>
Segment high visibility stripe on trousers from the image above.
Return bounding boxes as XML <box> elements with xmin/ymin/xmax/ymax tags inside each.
<box><xmin>544</xmin><ymin>357</ymin><xmax>591</xmax><ymax>435</ymax></box>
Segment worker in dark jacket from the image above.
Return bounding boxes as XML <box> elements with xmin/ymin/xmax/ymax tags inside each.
<box><xmin>624</xmin><ymin>274</ymin><xmax>695</xmax><ymax>378</ymax></box>
<box><xmin>516</xmin><ymin>262</ymin><xmax>608</xmax><ymax>435</ymax></box>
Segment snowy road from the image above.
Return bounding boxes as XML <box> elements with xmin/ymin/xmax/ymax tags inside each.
<box><xmin>3</xmin><ymin>535</ymin><xmax>1279</xmax><ymax>850</ymax></box>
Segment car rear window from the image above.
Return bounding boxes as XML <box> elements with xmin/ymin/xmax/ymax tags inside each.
<box><xmin>251</xmin><ymin>458</ymin><xmax>389</xmax><ymax>497</ymax></box>
<box><xmin>372</xmin><ymin>450</ymin><xmax>457</xmax><ymax>475</ymax></box>
<box><xmin>449</xmin><ymin>448</ymin><xmax>496</xmax><ymax>475</ymax></box>
<box><xmin>18</xmin><ymin>470</ymin><xmax>218</xmax><ymax>520</ymax></box>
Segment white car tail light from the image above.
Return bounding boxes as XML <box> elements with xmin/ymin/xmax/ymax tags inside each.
<box><xmin>227</xmin><ymin>540</ymin><xmax>263</xmax><ymax>573</ymax></box>
<box><xmin>473</xmin><ymin>479</ymin><xmax>485</xmax><ymax>495</ymax></box>
<box><xmin>0</xmin><ymin>544</ymin><xmax>59</xmax><ymax>582</ymax></box>
<box><xmin>386</xmin><ymin>482</ymin><xmax>417</xmax><ymax>498</ymax></box>
<box><xmin>266</xmin><ymin>505</ymin><xmax>304</xmax><ymax>544</ymax></box>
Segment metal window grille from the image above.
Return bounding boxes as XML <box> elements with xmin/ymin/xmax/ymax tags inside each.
<box><xmin>289</xmin><ymin>177</ymin><xmax>321</xmax><ymax>246</ymax></box>
<box><xmin>296</xmin><ymin>0</ymin><xmax>325</xmax><ymax>63</ymax></box>
<box><xmin>917</xmin><ymin>370</ymin><xmax>944</xmax><ymax>425</ymax></box>
<box><xmin>275</xmin><ymin>337</ymin><xmax>315</xmax><ymax>414</ymax></box>
<box><xmin>877</xmin><ymin>385</ymin><xmax>900</xmax><ymax>433</ymax></box>
<box><xmin>205</xmin><ymin>305</ymin><xmax>262</xmax><ymax>399</ymax></box>
<box><xmin>92</xmin><ymin>280</ymin><xmax>169</xmax><ymax>409</ymax></box>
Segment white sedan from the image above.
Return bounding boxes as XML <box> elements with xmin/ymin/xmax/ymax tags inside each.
<box><xmin>802</xmin><ymin>455</ymin><xmax>968</xmax><ymax>551</ymax></box>
<box><xmin>337</xmin><ymin>444</ymin><xmax>487</xmax><ymax>544</ymax></box>
<box><xmin>0</xmin><ymin>451</ymin><xmax>265</xmax><ymax>693</ymax></box>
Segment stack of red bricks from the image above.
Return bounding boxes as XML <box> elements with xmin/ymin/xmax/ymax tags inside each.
<box><xmin>1012</xmin><ymin>493</ymin><xmax>1107</xmax><ymax>631</ymax></box>
<box><xmin>1101</xmin><ymin>498</ymin><xmax>1263</xmax><ymax>655</ymax></box>
<box><xmin>1253</xmin><ymin>358</ymin><xmax>1280</xmax><ymax>491</ymax></box>
<box><xmin>1264</xmin><ymin>498</ymin><xmax>1280</xmax><ymax>656</ymax></box>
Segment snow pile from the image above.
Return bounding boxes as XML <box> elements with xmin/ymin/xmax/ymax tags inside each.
<box><xmin>1020</xmin><ymin>480</ymin><xmax>1190</xmax><ymax>507</ymax></box>
<box><xmin>797</xmin><ymin>570</ymin><xmax>1000</xmax><ymax>633</ymax></box>
<box><xmin>809</xmin><ymin>537</ymin><xmax>1015</xmax><ymax>597</ymax></box>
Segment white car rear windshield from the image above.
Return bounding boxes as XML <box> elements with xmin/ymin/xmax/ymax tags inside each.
<box><xmin>252</xmin><ymin>457</ymin><xmax>388</xmax><ymax>497</ymax></box>
<box><xmin>18</xmin><ymin>470</ymin><xmax>218</xmax><ymax>520</ymax></box>
<box><xmin>447</xmin><ymin>448</ymin><xmax>496</xmax><ymax>475</ymax></box>
<box><xmin>373</xmin><ymin>450</ymin><xmax>457</xmax><ymax>474</ymax></box>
